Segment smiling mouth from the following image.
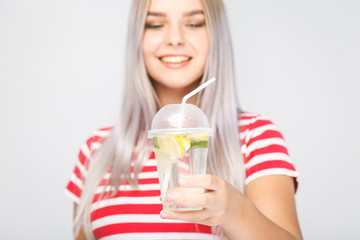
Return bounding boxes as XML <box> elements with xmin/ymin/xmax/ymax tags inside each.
<box><xmin>159</xmin><ymin>56</ymin><xmax>192</xmax><ymax>64</ymax></box>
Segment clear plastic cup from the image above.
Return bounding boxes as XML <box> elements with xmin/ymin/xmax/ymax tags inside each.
<box><xmin>148</xmin><ymin>104</ymin><xmax>212</xmax><ymax>211</ymax></box>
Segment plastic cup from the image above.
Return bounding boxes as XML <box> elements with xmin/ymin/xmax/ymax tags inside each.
<box><xmin>148</xmin><ymin>104</ymin><xmax>212</xmax><ymax>211</ymax></box>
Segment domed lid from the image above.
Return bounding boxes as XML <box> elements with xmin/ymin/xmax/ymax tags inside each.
<box><xmin>148</xmin><ymin>104</ymin><xmax>212</xmax><ymax>137</ymax></box>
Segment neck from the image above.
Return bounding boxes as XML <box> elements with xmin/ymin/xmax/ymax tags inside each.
<box><xmin>154</xmin><ymin>82</ymin><xmax>200</xmax><ymax>107</ymax></box>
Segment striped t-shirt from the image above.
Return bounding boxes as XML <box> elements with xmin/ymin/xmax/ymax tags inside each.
<box><xmin>65</xmin><ymin>112</ymin><xmax>298</xmax><ymax>240</ymax></box>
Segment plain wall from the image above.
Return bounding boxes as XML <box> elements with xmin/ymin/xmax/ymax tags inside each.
<box><xmin>0</xmin><ymin>0</ymin><xmax>359</xmax><ymax>239</ymax></box>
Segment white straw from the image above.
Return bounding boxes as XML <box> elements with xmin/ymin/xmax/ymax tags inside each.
<box><xmin>182</xmin><ymin>77</ymin><xmax>216</xmax><ymax>104</ymax></box>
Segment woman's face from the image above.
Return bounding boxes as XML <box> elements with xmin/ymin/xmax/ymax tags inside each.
<box><xmin>142</xmin><ymin>0</ymin><xmax>209</xmax><ymax>93</ymax></box>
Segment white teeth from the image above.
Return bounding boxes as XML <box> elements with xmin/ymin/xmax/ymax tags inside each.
<box><xmin>160</xmin><ymin>56</ymin><xmax>191</xmax><ymax>63</ymax></box>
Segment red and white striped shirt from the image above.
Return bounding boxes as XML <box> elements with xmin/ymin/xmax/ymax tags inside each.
<box><xmin>65</xmin><ymin>112</ymin><xmax>298</xmax><ymax>240</ymax></box>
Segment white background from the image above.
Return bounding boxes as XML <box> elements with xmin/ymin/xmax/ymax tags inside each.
<box><xmin>0</xmin><ymin>0</ymin><xmax>359</xmax><ymax>239</ymax></box>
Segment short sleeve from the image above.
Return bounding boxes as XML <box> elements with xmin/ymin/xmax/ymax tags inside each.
<box><xmin>239</xmin><ymin>112</ymin><xmax>299</xmax><ymax>189</ymax></box>
<box><xmin>64</xmin><ymin>127</ymin><xmax>112</xmax><ymax>204</ymax></box>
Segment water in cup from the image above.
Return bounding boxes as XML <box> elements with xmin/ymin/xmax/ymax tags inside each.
<box><xmin>153</xmin><ymin>133</ymin><xmax>208</xmax><ymax>211</ymax></box>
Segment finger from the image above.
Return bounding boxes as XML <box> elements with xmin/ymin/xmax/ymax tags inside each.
<box><xmin>166</xmin><ymin>188</ymin><xmax>216</xmax><ymax>208</ymax></box>
<box><xmin>166</xmin><ymin>192</ymin><xmax>205</xmax><ymax>209</ymax></box>
<box><xmin>160</xmin><ymin>209</ymin><xmax>209</xmax><ymax>224</ymax></box>
<box><xmin>179</xmin><ymin>174</ymin><xmax>222</xmax><ymax>190</ymax></box>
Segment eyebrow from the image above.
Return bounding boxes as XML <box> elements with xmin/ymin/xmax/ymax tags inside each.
<box><xmin>147</xmin><ymin>10</ymin><xmax>204</xmax><ymax>17</ymax></box>
<box><xmin>147</xmin><ymin>11</ymin><xmax>165</xmax><ymax>17</ymax></box>
<box><xmin>183</xmin><ymin>10</ymin><xmax>204</xmax><ymax>17</ymax></box>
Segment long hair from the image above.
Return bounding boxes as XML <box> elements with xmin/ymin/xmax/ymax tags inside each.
<box><xmin>73</xmin><ymin>0</ymin><xmax>244</xmax><ymax>239</ymax></box>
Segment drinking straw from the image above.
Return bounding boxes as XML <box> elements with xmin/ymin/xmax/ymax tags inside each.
<box><xmin>181</xmin><ymin>77</ymin><xmax>216</xmax><ymax>104</ymax></box>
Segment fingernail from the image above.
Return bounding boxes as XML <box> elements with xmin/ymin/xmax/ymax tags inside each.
<box><xmin>160</xmin><ymin>210</ymin><xmax>170</xmax><ymax>219</ymax></box>
<box><xmin>178</xmin><ymin>178</ymin><xmax>186</xmax><ymax>186</ymax></box>
<box><xmin>167</xmin><ymin>193</ymin><xmax>176</xmax><ymax>202</ymax></box>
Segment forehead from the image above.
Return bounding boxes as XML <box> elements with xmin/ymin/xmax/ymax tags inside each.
<box><xmin>148</xmin><ymin>0</ymin><xmax>204</xmax><ymax>13</ymax></box>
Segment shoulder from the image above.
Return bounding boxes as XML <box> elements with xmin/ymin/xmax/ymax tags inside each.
<box><xmin>64</xmin><ymin>126</ymin><xmax>114</xmax><ymax>203</ymax></box>
<box><xmin>238</xmin><ymin>112</ymin><xmax>284</xmax><ymax>143</ymax></box>
<box><xmin>238</xmin><ymin>112</ymin><xmax>278</xmax><ymax>131</ymax></box>
<box><xmin>87</xmin><ymin>126</ymin><xmax>113</xmax><ymax>149</ymax></box>
<box><xmin>78</xmin><ymin>126</ymin><xmax>114</xmax><ymax>165</ymax></box>
<box><xmin>238</xmin><ymin>112</ymin><xmax>298</xmax><ymax>187</ymax></box>
<box><xmin>87</xmin><ymin>126</ymin><xmax>113</xmax><ymax>148</ymax></box>
<box><xmin>238</xmin><ymin>111</ymin><xmax>287</xmax><ymax>156</ymax></box>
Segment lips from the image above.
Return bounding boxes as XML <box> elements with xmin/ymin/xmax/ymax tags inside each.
<box><xmin>159</xmin><ymin>55</ymin><xmax>192</xmax><ymax>69</ymax></box>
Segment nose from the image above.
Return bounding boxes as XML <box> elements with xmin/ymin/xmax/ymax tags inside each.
<box><xmin>165</xmin><ymin>23</ymin><xmax>185</xmax><ymax>46</ymax></box>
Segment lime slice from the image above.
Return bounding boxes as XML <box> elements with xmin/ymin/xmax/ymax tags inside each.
<box><xmin>153</xmin><ymin>137</ymin><xmax>160</xmax><ymax>149</ymax></box>
<box><xmin>187</xmin><ymin>133</ymin><xmax>209</xmax><ymax>149</ymax></box>
<box><xmin>190</xmin><ymin>140</ymin><xmax>208</xmax><ymax>149</ymax></box>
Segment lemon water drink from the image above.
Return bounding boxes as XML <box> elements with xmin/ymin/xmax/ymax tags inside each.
<box><xmin>148</xmin><ymin>103</ymin><xmax>212</xmax><ymax>212</ymax></box>
<box><xmin>148</xmin><ymin>78</ymin><xmax>215</xmax><ymax>211</ymax></box>
<box><xmin>153</xmin><ymin>134</ymin><xmax>208</xmax><ymax>211</ymax></box>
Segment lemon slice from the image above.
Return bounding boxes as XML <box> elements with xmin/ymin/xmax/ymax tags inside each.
<box><xmin>172</xmin><ymin>135</ymin><xmax>190</xmax><ymax>157</ymax></box>
<box><xmin>187</xmin><ymin>133</ymin><xmax>209</xmax><ymax>139</ymax></box>
<box><xmin>153</xmin><ymin>135</ymin><xmax>190</xmax><ymax>158</ymax></box>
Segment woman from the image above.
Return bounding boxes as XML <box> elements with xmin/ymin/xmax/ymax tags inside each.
<box><xmin>65</xmin><ymin>0</ymin><xmax>303</xmax><ymax>239</ymax></box>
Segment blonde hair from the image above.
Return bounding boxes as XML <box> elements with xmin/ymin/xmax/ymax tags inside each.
<box><xmin>74</xmin><ymin>0</ymin><xmax>244</xmax><ymax>239</ymax></box>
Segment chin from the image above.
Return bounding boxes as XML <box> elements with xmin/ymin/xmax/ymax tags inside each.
<box><xmin>162</xmin><ymin>76</ymin><xmax>200</xmax><ymax>88</ymax></box>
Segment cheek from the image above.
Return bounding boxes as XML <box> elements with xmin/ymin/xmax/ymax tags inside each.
<box><xmin>142</xmin><ymin>32</ymin><xmax>162</xmax><ymax>57</ymax></box>
<box><xmin>191</xmin><ymin>32</ymin><xmax>209</xmax><ymax>58</ymax></box>
<box><xmin>201</xmin><ymin>40</ymin><xmax>210</xmax><ymax>59</ymax></box>
<box><xmin>201</xmin><ymin>34</ymin><xmax>210</xmax><ymax>57</ymax></box>
<box><xmin>142</xmin><ymin>35</ymin><xmax>152</xmax><ymax>57</ymax></box>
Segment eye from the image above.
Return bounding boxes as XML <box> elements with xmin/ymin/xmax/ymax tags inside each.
<box><xmin>145</xmin><ymin>24</ymin><xmax>163</xmax><ymax>29</ymax></box>
<box><xmin>187</xmin><ymin>22</ymin><xmax>205</xmax><ymax>28</ymax></box>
